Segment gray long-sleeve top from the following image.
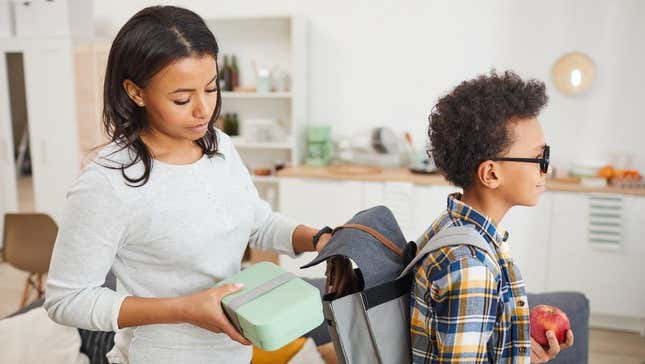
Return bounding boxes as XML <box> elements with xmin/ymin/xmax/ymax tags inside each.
<box><xmin>44</xmin><ymin>131</ymin><xmax>298</xmax><ymax>363</ymax></box>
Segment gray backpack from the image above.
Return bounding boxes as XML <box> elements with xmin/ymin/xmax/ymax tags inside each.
<box><xmin>322</xmin><ymin>225</ymin><xmax>499</xmax><ymax>364</ymax></box>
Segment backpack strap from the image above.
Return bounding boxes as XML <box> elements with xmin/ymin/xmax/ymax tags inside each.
<box><xmin>333</xmin><ymin>224</ymin><xmax>403</xmax><ymax>257</ymax></box>
<box><xmin>397</xmin><ymin>225</ymin><xmax>499</xmax><ymax>279</ymax></box>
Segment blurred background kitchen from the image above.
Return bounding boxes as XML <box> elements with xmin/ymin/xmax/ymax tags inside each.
<box><xmin>0</xmin><ymin>1</ymin><xmax>644</xmax><ymax>363</ymax></box>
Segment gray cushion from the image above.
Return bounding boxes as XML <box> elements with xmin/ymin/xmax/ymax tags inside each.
<box><xmin>528</xmin><ymin>292</ymin><xmax>589</xmax><ymax>364</ymax></box>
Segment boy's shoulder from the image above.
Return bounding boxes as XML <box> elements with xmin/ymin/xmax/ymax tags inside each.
<box><xmin>414</xmin><ymin>216</ymin><xmax>501</xmax><ymax>286</ymax></box>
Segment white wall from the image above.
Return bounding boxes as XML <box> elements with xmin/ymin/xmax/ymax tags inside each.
<box><xmin>93</xmin><ymin>0</ymin><xmax>645</xmax><ymax>171</ymax></box>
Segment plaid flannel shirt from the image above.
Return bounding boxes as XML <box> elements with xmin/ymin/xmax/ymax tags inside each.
<box><xmin>410</xmin><ymin>193</ymin><xmax>531</xmax><ymax>363</ymax></box>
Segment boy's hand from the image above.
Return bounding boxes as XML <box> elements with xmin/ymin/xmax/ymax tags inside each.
<box><xmin>530</xmin><ymin>330</ymin><xmax>574</xmax><ymax>363</ymax></box>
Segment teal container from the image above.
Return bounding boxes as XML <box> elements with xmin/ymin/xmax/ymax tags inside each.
<box><xmin>217</xmin><ymin>262</ymin><xmax>324</xmax><ymax>351</ymax></box>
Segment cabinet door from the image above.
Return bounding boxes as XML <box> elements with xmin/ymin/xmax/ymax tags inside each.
<box><xmin>23</xmin><ymin>44</ymin><xmax>80</xmax><ymax>221</ymax></box>
<box><xmin>364</xmin><ymin>181</ymin><xmax>419</xmax><ymax>239</ymax></box>
<box><xmin>411</xmin><ymin>185</ymin><xmax>461</xmax><ymax>241</ymax></box>
<box><xmin>547</xmin><ymin>193</ymin><xmax>645</xmax><ymax>318</ymax></box>
<box><xmin>0</xmin><ymin>53</ymin><xmax>18</xmax><ymax>244</ymax></box>
<box><xmin>353</xmin><ymin>182</ymin><xmax>460</xmax><ymax>244</ymax></box>
<box><xmin>502</xmin><ymin>195</ymin><xmax>553</xmax><ymax>294</ymax></box>
<box><xmin>278</xmin><ymin>178</ymin><xmax>364</xmax><ymax>278</ymax></box>
<box><xmin>622</xmin><ymin>196</ymin><xmax>645</xmax><ymax>317</ymax></box>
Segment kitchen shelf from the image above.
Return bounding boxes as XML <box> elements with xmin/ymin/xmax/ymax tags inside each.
<box><xmin>221</xmin><ymin>91</ymin><xmax>292</xmax><ymax>99</ymax></box>
<box><xmin>252</xmin><ymin>175</ymin><xmax>280</xmax><ymax>184</ymax></box>
<box><xmin>207</xmin><ymin>15</ymin><xmax>308</xmax><ymax>212</ymax></box>
<box><xmin>231</xmin><ymin>137</ymin><xmax>292</xmax><ymax>150</ymax></box>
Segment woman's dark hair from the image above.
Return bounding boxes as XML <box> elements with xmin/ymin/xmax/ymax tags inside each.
<box><xmin>428</xmin><ymin>70</ymin><xmax>548</xmax><ymax>189</ymax></box>
<box><xmin>100</xmin><ymin>5</ymin><xmax>221</xmax><ymax>186</ymax></box>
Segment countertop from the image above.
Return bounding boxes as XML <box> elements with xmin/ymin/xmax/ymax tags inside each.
<box><xmin>277</xmin><ymin>165</ymin><xmax>645</xmax><ymax>197</ymax></box>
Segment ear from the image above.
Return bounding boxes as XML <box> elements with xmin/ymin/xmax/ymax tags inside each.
<box><xmin>123</xmin><ymin>79</ymin><xmax>146</xmax><ymax>107</ymax></box>
<box><xmin>475</xmin><ymin>160</ymin><xmax>503</xmax><ymax>189</ymax></box>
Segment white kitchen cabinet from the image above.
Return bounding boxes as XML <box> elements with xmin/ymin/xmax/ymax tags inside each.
<box><xmin>278</xmin><ymin>178</ymin><xmax>462</xmax><ymax>277</ymax></box>
<box><xmin>502</xmin><ymin>195</ymin><xmax>553</xmax><ymax>293</ymax></box>
<box><xmin>278</xmin><ymin>176</ymin><xmax>645</xmax><ymax>328</ymax></box>
<box><xmin>410</xmin><ymin>185</ymin><xmax>461</xmax><ymax>240</ymax></box>
<box><xmin>364</xmin><ymin>182</ymin><xmax>461</xmax><ymax>241</ymax></box>
<box><xmin>0</xmin><ymin>53</ymin><xmax>18</xmax><ymax>241</ymax></box>
<box><xmin>278</xmin><ymin>177</ymin><xmax>364</xmax><ymax>278</ymax></box>
<box><xmin>22</xmin><ymin>42</ymin><xmax>80</xmax><ymax>221</ymax></box>
<box><xmin>363</xmin><ymin>181</ymin><xmax>415</xmax><ymax>238</ymax></box>
<box><xmin>546</xmin><ymin>192</ymin><xmax>645</xmax><ymax>318</ymax></box>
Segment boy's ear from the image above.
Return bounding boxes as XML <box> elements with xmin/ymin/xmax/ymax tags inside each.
<box><xmin>476</xmin><ymin>160</ymin><xmax>503</xmax><ymax>189</ymax></box>
<box><xmin>123</xmin><ymin>79</ymin><xmax>146</xmax><ymax>107</ymax></box>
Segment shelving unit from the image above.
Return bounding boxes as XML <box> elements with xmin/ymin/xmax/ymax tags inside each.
<box><xmin>251</xmin><ymin>175</ymin><xmax>281</xmax><ymax>184</ymax></box>
<box><xmin>206</xmin><ymin>16</ymin><xmax>308</xmax><ymax>201</ymax></box>
<box><xmin>221</xmin><ymin>91</ymin><xmax>292</xmax><ymax>99</ymax></box>
<box><xmin>230</xmin><ymin>136</ymin><xmax>293</xmax><ymax>150</ymax></box>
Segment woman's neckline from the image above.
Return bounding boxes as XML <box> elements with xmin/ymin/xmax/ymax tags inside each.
<box><xmin>153</xmin><ymin>153</ymin><xmax>207</xmax><ymax>168</ymax></box>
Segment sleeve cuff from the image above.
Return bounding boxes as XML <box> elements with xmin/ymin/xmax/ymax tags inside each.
<box><xmin>273</xmin><ymin>214</ymin><xmax>300</xmax><ymax>258</ymax></box>
<box><xmin>110</xmin><ymin>293</ymin><xmax>129</xmax><ymax>333</ymax></box>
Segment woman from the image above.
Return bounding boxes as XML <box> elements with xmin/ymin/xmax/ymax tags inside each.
<box><xmin>44</xmin><ymin>6</ymin><xmax>330</xmax><ymax>363</ymax></box>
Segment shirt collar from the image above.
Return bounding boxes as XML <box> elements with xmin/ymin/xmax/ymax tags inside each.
<box><xmin>446</xmin><ymin>192</ymin><xmax>509</xmax><ymax>246</ymax></box>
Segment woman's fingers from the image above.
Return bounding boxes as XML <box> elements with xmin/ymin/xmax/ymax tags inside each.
<box><xmin>216</xmin><ymin>314</ymin><xmax>252</xmax><ymax>345</ymax></box>
<box><xmin>212</xmin><ymin>283</ymin><xmax>251</xmax><ymax>345</ymax></box>
<box><xmin>217</xmin><ymin>283</ymin><xmax>245</xmax><ymax>297</ymax></box>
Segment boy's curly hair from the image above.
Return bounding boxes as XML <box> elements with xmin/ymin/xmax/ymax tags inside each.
<box><xmin>428</xmin><ymin>70</ymin><xmax>548</xmax><ymax>189</ymax></box>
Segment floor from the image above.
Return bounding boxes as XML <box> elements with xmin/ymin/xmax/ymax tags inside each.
<box><xmin>0</xmin><ymin>263</ymin><xmax>643</xmax><ymax>363</ymax></box>
<box><xmin>17</xmin><ymin>175</ymin><xmax>34</xmax><ymax>212</ymax></box>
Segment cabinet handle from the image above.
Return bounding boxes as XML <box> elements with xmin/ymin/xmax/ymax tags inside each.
<box><xmin>588</xmin><ymin>194</ymin><xmax>622</xmax><ymax>249</ymax></box>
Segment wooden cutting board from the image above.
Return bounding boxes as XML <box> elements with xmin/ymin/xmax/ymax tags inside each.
<box><xmin>327</xmin><ymin>165</ymin><xmax>382</xmax><ymax>175</ymax></box>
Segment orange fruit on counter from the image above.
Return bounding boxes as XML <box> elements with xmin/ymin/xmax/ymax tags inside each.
<box><xmin>597</xmin><ymin>165</ymin><xmax>615</xmax><ymax>179</ymax></box>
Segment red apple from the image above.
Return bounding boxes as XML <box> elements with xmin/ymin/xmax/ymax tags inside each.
<box><xmin>530</xmin><ymin>304</ymin><xmax>571</xmax><ymax>346</ymax></box>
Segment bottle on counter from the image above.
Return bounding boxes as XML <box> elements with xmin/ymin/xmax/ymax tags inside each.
<box><xmin>222</xmin><ymin>55</ymin><xmax>232</xmax><ymax>91</ymax></box>
<box><xmin>224</xmin><ymin>113</ymin><xmax>239</xmax><ymax>136</ymax></box>
<box><xmin>218</xmin><ymin>56</ymin><xmax>226</xmax><ymax>91</ymax></box>
<box><xmin>231</xmin><ymin>55</ymin><xmax>240</xmax><ymax>91</ymax></box>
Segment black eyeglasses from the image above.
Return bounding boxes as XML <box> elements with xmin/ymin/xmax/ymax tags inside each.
<box><xmin>491</xmin><ymin>144</ymin><xmax>550</xmax><ymax>173</ymax></box>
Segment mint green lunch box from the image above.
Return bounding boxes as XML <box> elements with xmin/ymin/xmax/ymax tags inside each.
<box><xmin>217</xmin><ymin>262</ymin><xmax>324</xmax><ymax>351</ymax></box>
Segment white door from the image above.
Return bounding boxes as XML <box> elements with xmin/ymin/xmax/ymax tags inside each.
<box><xmin>278</xmin><ymin>177</ymin><xmax>364</xmax><ymax>278</ymax></box>
<box><xmin>502</xmin><ymin>195</ymin><xmax>553</xmax><ymax>293</ymax></box>
<box><xmin>547</xmin><ymin>192</ymin><xmax>645</xmax><ymax>318</ymax></box>
<box><xmin>22</xmin><ymin>41</ymin><xmax>80</xmax><ymax>222</ymax></box>
<box><xmin>0</xmin><ymin>52</ymin><xmax>19</xmax><ymax>245</ymax></box>
<box><xmin>411</xmin><ymin>185</ymin><xmax>461</xmax><ymax>241</ymax></box>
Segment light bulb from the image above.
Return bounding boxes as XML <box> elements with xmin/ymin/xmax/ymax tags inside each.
<box><xmin>570</xmin><ymin>69</ymin><xmax>582</xmax><ymax>88</ymax></box>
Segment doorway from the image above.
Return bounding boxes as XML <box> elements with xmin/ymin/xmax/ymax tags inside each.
<box><xmin>5</xmin><ymin>52</ymin><xmax>34</xmax><ymax>212</ymax></box>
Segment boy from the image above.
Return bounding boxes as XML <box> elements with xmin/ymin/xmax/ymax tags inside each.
<box><xmin>411</xmin><ymin>71</ymin><xmax>574</xmax><ymax>363</ymax></box>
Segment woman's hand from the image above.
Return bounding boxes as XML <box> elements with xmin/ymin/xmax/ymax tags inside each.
<box><xmin>530</xmin><ymin>330</ymin><xmax>574</xmax><ymax>363</ymax></box>
<box><xmin>180</xmin><ymin>283</ymin><xmax>252</xmax><ymax>345</ymax></box>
